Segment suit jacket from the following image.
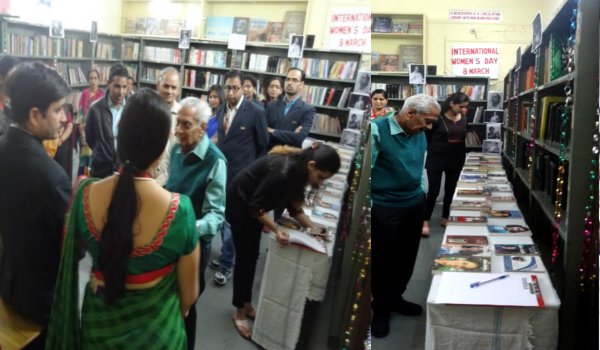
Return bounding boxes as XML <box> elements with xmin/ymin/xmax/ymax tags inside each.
<box><xmin>217</xmin><ymin>98</ymin><xmax>269</xmax><ymax>185</ymax></box>
<box><xmin>0</xmin><ymin>127</ymin><xmax>71</xmax><ymax>325</ymax></box>
<box><xmin>86</xmin><ymin>95</ymin><xmax>118</xmax><ymax>178</ymax></box>
<box><xmin>265</xmin><ymin>97</ymin><xmax>314</xmax><ymax>148</ymax></box>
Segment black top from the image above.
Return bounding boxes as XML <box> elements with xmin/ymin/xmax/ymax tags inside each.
<box><xmin>425</xmin><ymin>113</ymin><xmax>467</xmax><ymax>171</ymax></box>
<box><xmin>226</xmin><ymin>154</ymin><xmax>304</xmax><ymax>222</ymax></box>
<box><xmin>0</xmin><ymin>127</ymin><xmax>71</xmax><ymax>325</ymax></box>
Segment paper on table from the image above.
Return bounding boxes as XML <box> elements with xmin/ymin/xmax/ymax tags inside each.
<box><xmin>435</xmin><ymin>272</ymin><xmax>544</xmax><ymax>307</ymax></box>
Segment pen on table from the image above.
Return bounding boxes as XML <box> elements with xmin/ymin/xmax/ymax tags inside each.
<box><xmin>470</xmin><ymin>274</ymin><xmax>510</xmax><ymax>288</ymax></box>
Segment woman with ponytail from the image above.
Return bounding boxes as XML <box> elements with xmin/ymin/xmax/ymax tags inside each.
<box><xmin>227</xmin><ymin>143</ymin><xmax>341</xmax><ymax>339</ymax></box>
<box><xmin>46</xmin><ymin>89</ymin><xmax>200</xmax><ymax>349</ymax></box>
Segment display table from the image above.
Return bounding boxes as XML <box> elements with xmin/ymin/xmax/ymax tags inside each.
<box><xmin>252</xmin><ymin>233</ymin><xmax>335</xmax><ymax>350</ymax></box>
<box><xmin>425</xmin><ymin>198</ymin><xmax>561</xmax><ymax>349</ymax></box>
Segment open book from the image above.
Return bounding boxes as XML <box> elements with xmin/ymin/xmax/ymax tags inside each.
<box><xmin>287</xmin><ymin>229</ymin><xmax>328</xmax><ymax>254</ymax></box>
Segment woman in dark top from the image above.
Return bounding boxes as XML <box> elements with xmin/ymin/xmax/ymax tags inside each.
<box><xmin>422</xmin><ymin>92</ymin><xmax>470</xmax><ymax>237</ymax></box>
<box><xmin>262</xmin><ymin>76</ymin><xmax>283</xmax><ymax>107</ymax></box>
<box><xmin>228</xmin><ymin>143</ymin><xmax>340</xmax><ymax>339</ymax></box>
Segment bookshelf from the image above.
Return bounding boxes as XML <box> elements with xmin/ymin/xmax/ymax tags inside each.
<box><xmin>371</xmin><ymin>72</ymin><xmax>489</xmax><ymax>148</ymax></box>
<box><xmin>371</xmin><ymin>13</ymin><xmax>426</xmax><ymax>73</ymax></box>
<box><xmin>501</xmin><ymin>0</ymin><xmax>599</xmax><ymax>349</ymax></box>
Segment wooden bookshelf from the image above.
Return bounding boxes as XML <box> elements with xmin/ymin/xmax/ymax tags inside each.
<box><xmin>371</xmin><ymin>13</ymin><xmax>426</xmax><ymax>73</ymax></box>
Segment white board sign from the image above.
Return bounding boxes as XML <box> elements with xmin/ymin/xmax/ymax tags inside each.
<box><xmin>450</xmin><ymin>44</ymin><xmax>500</xmax><ymax>78</ymax></box>
<box><xmin>449</xmin><ymin>10</ymin><xmax>502</xmax><ymax>22</ymax></box>
<box><xmin>327</xmin><ymin>7</ymin><xmax>371</xmax><ymax>52</ymax></box>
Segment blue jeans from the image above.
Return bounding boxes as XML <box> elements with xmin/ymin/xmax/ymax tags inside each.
<box><xmin>218</xmin><ymin>221</ymin><xmax>235</xmax><ymax>271</ymax></box>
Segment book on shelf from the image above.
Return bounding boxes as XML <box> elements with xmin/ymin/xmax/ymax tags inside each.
<box><xmin>283</xmin><ymin>11</ymin><xmax>306</xmax><ymax>40</ymax></box>
<box><xmin>95</xmin><ymin>42</ymin><xmax>114</xmax><ymax>59</ymax></box>
<box><xmin>311</xmin><ymin>113</ymin><xmax>341</xmax><ymax>136</ymax></box>
<box><xmin>524</xmin><ymin>66</ymin><xmax>535</xmax><ymax>91</ymax></box>
<box><xmin>439</xmin><ymin>244</ymin><xmax>491</xmax><ymax>256</ymax></box>
<box><xmin>391</xmin><ymin>18</ymin><xmax>409</xmax><ymax>33</ymax></box>
<box><xmin>266</xmin><ymin>22</ymin><xmax>284</xmax><ymax>43</ymax></box>
<box><xmin>143</xmin><ymin>46</ymin><xmax>182</xmax><ymax>64</ymax></box>
<box><xmin>372</xmin><ymin>16</ymin><xmax>392</xmax><ymax>33</ymax></box>
<box><xmin>205</xmin><ymin>17</ymin><xmax>235</xmax><ymax>40</ymax></box>
<box><xmin>432</xmin><ymin>255</ymin><xmax>491</xmax><ymax>274</ymax></box>
<box><xmin>247</xmin><ymin>18</ymin><xmax>269</xmax><ymax>42</ymax></box>
<box><xmin>188</xmin><ymin>48</ymin><xmax>228</xmax><ymax>68</ymax></box>
<box><xmin>445</xmin><ymin>235</ymin><xmax>489</xmax><ymax>245</ymax></box>
<box><xmin>447</xmin><ymin>216</ymin><xmax>488</xmax><ymax>226</ymax></box>
<box><xmin>487</xmin><ymin>224</ymin><xmax>531</xmax><ymax>236</ymax></box>
<box><xmin>407</xmin><ymin>22</ymin><xmax>423</xmax><ymax>34</ymax></box>
<box><xmin>472</xmin><ymin>106</ymin><xmax>484</xmax><ymax>123</ymax></box>
<box><xmin>538</xmin><ymin>96</ymin><xmax>566</xmax><ymax>140</ymax></box>
<box><xmin>122</xmin><ymin>41</ymin><xmax>140</xmax><ymax>60</ymax></box>
<box><xmin>398</xmin><ymin>45</ymin><xmax>423</xmax><ymax>71</ymax></box>
<box><xmin>494</xmin><ymin>244</ymin><xmax>539</xmax><ymax>255</ymax></box>
<box><xmin>503</xmin><ymin>256</ymin><xmax>546</xmax><ymax>272</ymax></box>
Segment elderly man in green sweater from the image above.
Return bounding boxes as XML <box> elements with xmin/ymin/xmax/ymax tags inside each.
<box><xmin>370</xmin><ymin>94</ymin><xmax>440</xmax><ymax>338</ymax></box>
<box><xmin>165</xmin><ymin>96</ymin><xmax>227</xmax><ymax>350</ymax></box>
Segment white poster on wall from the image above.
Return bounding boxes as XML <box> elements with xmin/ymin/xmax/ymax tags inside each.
<box><xmin>327</xmin><ymin>7</ymin><xmax>370</xmax><ymax>53</ymax></box>
<box><xmin>450</xmin><ymin>43</ymin><xmax>500</xmax><ymax>78</ymax></box>
<box><xmin>449</xmin><ymin>10</ymin><xmax>502</xmax><ymax>22</ymax></box>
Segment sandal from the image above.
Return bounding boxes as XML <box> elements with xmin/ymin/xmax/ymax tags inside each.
<box><xmin>232</xmin><ymin>316</ymin><xmax>252</xmax><ymax>340</ymax></box>
<box><xmin>245</xmin><ymin>308</ymin><xmax>256</xmax><ymax>320</ymax></box>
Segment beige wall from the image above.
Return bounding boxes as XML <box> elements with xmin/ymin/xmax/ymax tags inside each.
<box><xmin>372</xmin><ymin>0</ymin><xmax>565</xmax><ymax>89</ymax></box>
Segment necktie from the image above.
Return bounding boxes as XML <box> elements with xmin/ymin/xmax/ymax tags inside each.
<box><xmin>224</xmin><ymin>109</ymin><xmax>231</xmax><ymax>135</ymax></box>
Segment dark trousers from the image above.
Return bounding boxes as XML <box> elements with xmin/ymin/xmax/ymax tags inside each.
<box><xmin>425</xmin><ymin>166</ymin><xmax>461</xmax><ymax>220</ymax></box>
<box><xmin>184</xmin><ymin>240</ymin><xmax>211</xmax><ymax>350</ymax></box>
<box><xmin>371</xmin><ymin>198</ymin><xmax>424</xmax><ymax>313</ymax></box>
<box><xmin>231</xmin><ymin>216</ymin><xmax>263</xmax><ymax>308</ymax></box>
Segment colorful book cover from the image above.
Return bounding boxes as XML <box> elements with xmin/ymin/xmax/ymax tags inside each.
<box><xmin>456</xmin><ymin>188</ymin><xmax>489</xmax><ymax>196</ymax></box>
<box><xmin>487</xmin><ymin>224</ymin><xmax>531</xmax><ymax>235</ymax></box>
<box><xmin>205</xmin><ymin>17</ymin><xmax>235</xmax><ymax>40</ymax></box>
<box><xmin>372</xmin><ymin>16</ymin><xmax>392</xmax><ymax>33</ymax></box>
<box><xmin>494</xmin><ymin>244</ymin><xmax>539</xmax><ymax>255</ymax></box>
<box><xmin>445</xmin><ymin>235</ymin><xmax>489</xmax><ymax>245</ymax></box>
<box><xmin>248</xmin><ymin>18</ymin><xmax>269</xmax><ymax>42</ymax></box>
<box><xmin>439</xmin><ymin>244</ymin><xmax>491</xmax><ymax>256</ymax></box>
<box><xmin>490</xmin><ymin>195</ymin><xmax>517</xmax><ymax>202</ymax></box>
<box><xmin>487</xmin><ymin>210</ymin><xmax>523</xmax><ymax>218</ymax></box>
<box><xmin>398</xmin><ymin>44</ymin><xmax>423</xmax><ymax>71</ymax></box>
<box><xmin>266</xmin><ymin>22</ymin><xmax>284</xmax><ymax>43</ymax></box>
<box><xmin>283</xmin><ymin>11</ymin><xmax>306</xmax><ymax>39</ymax></box>
<box><xmin>447</xmin><ymin>216</ymin><xmax>488</xmax><ymax>226</ymax></box>
<box><xmin>503</xmin><ymin>256</ymin><xmax>545</xmax><ymax>272</ymax></box>
<box><xmin>450</xmin><ymin>200</ymin><xmax>492</xmax><ymax>211</ymax></box>
<box><xmin>432</xmin><ymin>255</ymin><xmax>491</xmax><ymax>274</ymax></box>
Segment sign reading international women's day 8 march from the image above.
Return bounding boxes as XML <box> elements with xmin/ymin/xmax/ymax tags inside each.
<box><xmin>328</xmin><ymin>7</ymin><xmax>370</xmax><ymax>52</ymax></box>
<box><xmin>450</xmin><ymin>44</ymin><xmax>500</xmax><ymax>78</ymax></box>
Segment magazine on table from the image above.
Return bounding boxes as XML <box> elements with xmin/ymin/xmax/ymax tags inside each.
<box><xmin>503</xmin><ymin>255</ymin><xmax>546</xmax><ymax>272</ymax></box>
<box><xmin>494</xmin><ymin>244</ymin><xmax>539</xmax><ymax>255</ymax></box>
<box><xmin>432</xmin><ymin>255</ymin><xmax>491</xmax><ymax>274</ymax></box>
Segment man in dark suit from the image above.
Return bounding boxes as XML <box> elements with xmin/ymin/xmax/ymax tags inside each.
<box><xmin>0</xmin><ymin>62</ymin><xmax>71</xmax><ymax>349</ymax></box>
<box><xmin>265</xmin><ymin>67</ymin><xmax>314</xmax><ymax>148</ymax></box>
<box><xmin>212</xmin><ymin>70</ymin><xmax>268</xmax><ymax>288</ymax></box>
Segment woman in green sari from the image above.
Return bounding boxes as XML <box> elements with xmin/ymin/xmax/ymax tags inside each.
<box><xmin>46</xmin><ymin>89</ymin><xmax>200</xmax><ymax>349</ymax></box>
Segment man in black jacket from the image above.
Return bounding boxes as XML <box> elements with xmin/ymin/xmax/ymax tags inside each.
<box><xmin>86</xmin><ymin>64</ymin><xmax>129</xmax><ymax>178</ymax></box>
<box><xmin>0</xmin><ymin>62</ymin><xmax>71</xmax><ymax>349</ymax></box>
<box><xmin>265</xmin><ymin>67</ymin><xmax>314</xmax><ymax>148</ymax></box>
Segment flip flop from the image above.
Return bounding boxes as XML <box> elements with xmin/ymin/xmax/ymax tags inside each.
<box><xmin>245</xmin><ymin>309</ymin><xmax>256</xmax><ymax>320</ymax></box>
<box><xmin>233</xmin><ymin>316</ymin><xmax>252</xmax><ymax>340</ymax></box>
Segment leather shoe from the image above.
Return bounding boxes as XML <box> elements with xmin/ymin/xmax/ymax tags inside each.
<box><xmin>393</xmin><ymin>300</ymin><xmax>422</xmax><ymax>316</ymax></box>
<box><xmin>371</xmin><ymin>311</ymin><xmax>390</xmax><ymax>338</ymax></box>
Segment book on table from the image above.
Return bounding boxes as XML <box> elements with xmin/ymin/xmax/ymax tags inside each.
<box><xmin>450</xmin><ymin>200</ymin><xmax>492</xmax><ymax>211</ymax></box>
<box><xmin>486</xmin><ymin>210</ymin><xmax>523</xmax><ymax>219</ymax></box>
<box><xmin>490</xmin><ymin>194</ymin><xmax>516</xmax><ymax>203</ymax></box>
<box><xmin>494</xmin><ymin>244</ymin><xmax>539</xmax><ymax>255</ymax></box>
<box><xmin>456</xmin><ymin>188</ymin><xmax>491</xmax><ymax>197</ymax></box>
<box><xmin>503</xmin><ymin>255</ymin><xmax>546</xmax><ymax>272</ymax></box>
<box><xmin>487</xmin><ymin>224</ymin><xmax>531</xmax><ymax>236</ymax></box>
<box><xmin>439</xmin><ymin>244</ymin><xmax>491</xmax><ymax>257</ymax></box>
<box><xmin>447</xmin><ymin>216</ymin><xmax>488</xmax><ymax>226</ymax></box>
<box><xmin>432</xmin><ymin>255</ymin><xmax>491</xmax><ymax>274</ymax></box>
<box><xmin>445</xmin><ymin>235</ymin><xmax>489</xmax><ymax>245</ymax></box>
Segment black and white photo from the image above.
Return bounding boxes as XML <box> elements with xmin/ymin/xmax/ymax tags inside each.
<box><xmin>346</xmin><ymin>109</ymin><xmax>365</xmax><ymax>130</ymax></box>
<box><xmin>228</xmin><ymin>17</ymin><xmax>249</xmax><ymax>50</ymax></box>
<box><xmin>483</xmin><ymin>140</ymin><xmax>502</xmax><ymax>154</ymax></box>
<box><xmin>232</xmin><ymin>17</ymin><xmax>249</xmax><ymax>35</ymax></box>
<box><xmin>179</xmin><ymin>29</ymin><xmax>191</xmax><ymax>49</ymax></box>
<box><xmin>347</xmin><ymin>93</ymin><xmax>370</xmax><ymax>110</ymax></box>
<box><xmin>340</xmin><ymin>129</ymin><xmax>360</xmax><ymax>148</ymax></box>
<box><xmin>354</xmin><ymin>71</ymin><xmax>371</xmax><ymax>95</ymax></box>
<box><xmin>487</xmin><ymin>91</ymin><xmax>503</xmax><ymax>109</ymax></box>
<box><xmin>486</xmin><ymin>123</ymin><xmax>502</xmax><ymax>140</ymax></box>
<box><xmin>515</xmin><ymin>46</ymin><xmax>522</xmax><ymax>70</ymax></box>
<box><xmin>532</xmin><ymin>12</ymin><xmax>542</xmax><ymax>50</ymax></box>
<box><xmin>484</xmin><ymin>110</ymin><xmax>504</xmax><ymax>123</ymax></box>
<box><xmin>50</xmin><ymin>20</ymin><xmax>64</xmax><ymax>38</ymax></box>
<box><xmin>90</xmin><ymin>21</ymin><xmax>98</xmax><ymax>43</ymax></box>
<box><xmin>408</xmin><ymin>64</ymin><xmax>425</xmax><ymax>84</ymax></box>
<box><xmin>287</xmin><ymin>35</ymin><xmax>304</xmax><ymax>59</ymax></box>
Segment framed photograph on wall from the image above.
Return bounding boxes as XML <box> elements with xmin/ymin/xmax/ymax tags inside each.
<box><xmin>484</xmin><ymin>110</ymin><xmax>504</xmax><ymax>123</ymax></box>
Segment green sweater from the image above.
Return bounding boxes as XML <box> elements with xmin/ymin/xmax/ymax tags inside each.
<box><xmin>371</xmin><ymin>113</ymin><xmax>427</xmax><ymax>207</ymax></box>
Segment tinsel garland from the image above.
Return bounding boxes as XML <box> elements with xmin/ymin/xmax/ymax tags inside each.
<box><xmin>527</xmin><ymin>50</ymin><xmax>540</xmax><ymax>184</ymax></box>
<box><xmin>577</xmin><ymin>100</ymin><xmax>599</xmax><ymax>291</ymax></box>
<box><xmin>550</xmin><ymin>3</ymin><xmax>578</xmax><ymax>266</ymax></box>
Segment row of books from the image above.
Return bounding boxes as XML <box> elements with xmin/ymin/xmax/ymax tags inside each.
<box><xmin>247</xmin><ymin>54</ymin><xmax>290</xmax><ymax>75</ymax></box>
<box><xmin>372</xmin><ymin>16</ymin><xmax>422</xmax><ymax>34</ymax></box>
<box><xmin>67</xmin><ymin>90</ymin><xmax>83</xmax><ymax>114</ymax></box>
<box><xmin>204</xmin><ymin>13</ymin><xmax>305</xmax><ymax>43</ymax></box>
<box><xmin>124</xmin><ymin>64</ymin><xmax>139</xmax><ymax>82</ymax></box>
<box><xmin>182</xmin><ymin>69</ymin><xmax>225</xmax><ymax>90</ymax></box>
<box><xmin>140</xmin><ymin>67</ymin><xmax>163</xmax><ymax>82</ymax></box>
<box><xmin>301</xmin><ymin>86</ymin><xmax>352</xmax><ymax>108</ymax></box>
<box><xmin>55</xmin><ymin>63</ymin><xmax>87</xmax><ymax>86</ymax></box>
<box><xmin>95</xmin><ymin>64</ymin><xmax>113</xmax><ymax>85</ymax></box>
<box><xmin>143</xmin><ymin>47</ymin><xmax>182</xmax><ymax>64</ymax></box>
<box><xmin>433</xmin><ymin>153</ymin><xmax>545</xmax><ymax>275</ymax></box>
<box><xmin>188</xmin><ymin>48</ymin><xmax>228</xmax><ymax>68</ymax></box>
<box><xmin>95</xmin><ymin>43</ymin><xmax>115</xmax><ymax>60</ymax></box>
<box><xmin>533</xmin><ymin>152</ymin><xmax>569</xmax><ymax>208</ymax></box>
<box><xmin>7</xmin><ymin>34</ymin><xmax>85</xmax><ymax>58</ymax></box>
<box><xmin>537</xmin><ymin>96</ymin><xmax>569</xmax><ymax>143</ymax></box>
<box><xmin>465</xmin><ymin>130</ymin><xmax>483</xmax><ymax>147</ymax></box>
<box><xmin>369</xmin><ymin>83</ymin><xmax>486</xmax><ymax>101</ymax></box>
<box><xmin>122</xmin><ymin>42</ymin><xmax>140</xmax><ymax>60</ymax></box>
<box><xmin>311</xmin><ymin>113</ymin><xmax>342</xmax><ymax>136</ymax></box>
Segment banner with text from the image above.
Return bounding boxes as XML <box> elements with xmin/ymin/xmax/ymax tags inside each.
<box><xmin>328</xmin><ymin>7</ymin><xmax>370</xmax><ymax>52</ymax></box>
<box><xmin>450</xmin><ymin>44</ymin><xmax>500</xmax><ymax>78</ymax></box>
<box><xmin>449</xmin><ymin>10</ymin><xmax>502</xmax><ymax>22</ymax></box>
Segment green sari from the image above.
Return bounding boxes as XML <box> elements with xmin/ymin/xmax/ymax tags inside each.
<box><xmin>46</xmin><ymin>178</ymin><xmax>198</xmax><ymax>349</ymax></box>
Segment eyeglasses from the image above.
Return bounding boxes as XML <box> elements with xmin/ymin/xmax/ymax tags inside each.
<box><xmin>285</xmin><ymin>77</ymin><xmax>302</xmax><ymax>83</ymax></box>
<box><xmin>225</xmin><ymin>86</ymin><xmax>241</xmax><ymax>92</ymax></box>
<box><xmin>268</xmin><ymin>85</ymin><xmax>282</xmax><ymax>89</ymax></box>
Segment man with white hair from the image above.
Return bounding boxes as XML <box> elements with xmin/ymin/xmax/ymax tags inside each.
<box><xmin>165</xmin><ymin>96</ymin><xmax>227</xmax><ymax>350</ymax></box>
<box><xmin>370</xmin><ymin>94</ymin><xmax>440</xmax><ymax>338</ymax></box>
